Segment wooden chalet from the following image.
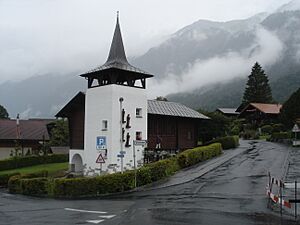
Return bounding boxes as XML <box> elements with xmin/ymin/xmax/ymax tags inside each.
<box><xmin>238</xmin><ymin>103</ymin><xmax>282</xmax><ymax>124</ymax></box>
<box><xmin>0</xmin><ymin>118</ymin><xmax>53</xmax><ymax>159</ymax></box>
<box><xmin>56</xmin><ymin>93</ymin><xmax>209</xmax><ymax>151</ymax></box>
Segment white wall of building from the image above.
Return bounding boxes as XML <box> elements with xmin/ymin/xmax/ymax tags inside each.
<box><xmin>81</xmin><ymin>84</ymin><xmax>147</xmax><ymax>176</ymax></box>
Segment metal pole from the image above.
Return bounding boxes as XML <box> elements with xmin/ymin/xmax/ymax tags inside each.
<box><xmin>133</xmin><ymin>141</ymin><xmax>137</xmax><ymax>188</ymax></box>
<box><xmin>295</xmin><ymin>181</ymin><xmax>297</xmax><ymax>220</ymax></box>
<box><xmin>119</xmin><ymin>97</ymin><xmax>124</xmax><ymax>174</ymax></box>
<box><xmin>280</xmin><ymin>181</ymin><xmax>283</xmax><ymax>217</ymax></box>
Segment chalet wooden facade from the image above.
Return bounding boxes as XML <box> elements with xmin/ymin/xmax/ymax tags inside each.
<box><xmin>238</xmin><ymin>103</ymin><xmax>282</xmax><ymax>124</ymax></box>
<box><xmin>56</xmin><ymin>94</ymin><xmax>209</xmax><ymax>151</ymax></box>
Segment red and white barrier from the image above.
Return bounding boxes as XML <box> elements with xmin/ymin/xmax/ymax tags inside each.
<box><xmin>267</xmin><ymin>188</ymin><xmax>291</xmax><ymax>208</ymax></box>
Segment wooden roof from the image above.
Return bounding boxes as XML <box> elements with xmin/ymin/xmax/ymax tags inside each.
<box><xmin>240</xmin><ymin>103</ymin><xmax>282</xmax><ymax>115</ymax></box>
<box><xmin>0</xmin><ymin>119</ymin><xmax>52</xmax><ymax>141</ymax></box>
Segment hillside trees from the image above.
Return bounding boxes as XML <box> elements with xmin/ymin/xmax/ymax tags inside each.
<box><xmin>242</xmin><ymin>62</ymin><xmax>273</xmax><ymax>108</ymax></box>
<box><xmin>281</xmin><ymin>88</ymin><xmax>300</xmax><ymax>128</ymax></box>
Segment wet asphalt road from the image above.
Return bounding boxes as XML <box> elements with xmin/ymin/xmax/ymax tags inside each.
<box><xmin>1</xmin><ymin>141</ymin><xmax>300</xmax><ymax>225</ymax></box>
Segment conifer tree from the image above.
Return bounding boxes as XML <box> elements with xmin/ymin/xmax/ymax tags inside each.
<box><xmin>0</xmin><ymin>104</ymin><xmax>9</xmax><ymax>119</ymax></box>
<box><xmin>242</xmin><ymin>62</ymin><xmax>273</xmax><ymax>107</ymax></box>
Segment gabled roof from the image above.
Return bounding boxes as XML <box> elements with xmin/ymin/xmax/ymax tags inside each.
<box><xmin>147</xmin><ymin>100</ymin><xmax>209</xmax><ymax>119</ymax></box>
<box><xmin>241</xmin><ymin>103</ymin><xmax>282</xmax><ymax>114</ymax></box>
<box><xmin>80</xmin><ymin>15</ymin><xmax>153</xmax><ymax>78</ymax></box>
<box><xmin>55</xmin><ymin>92</ymin><xmax>209</xmax><ymax>120</ymax></box>
<box><xmin>217</xmin><ymin>108</ymin><xmax>239</xmax><ymax>115</ymax></box>
<box><xmin>0</xmin><ymin>119</ymin><xmax>52</xmax><ymax>141</ymax></box>
<box><xmin>56</xmin><ymin>92</ymin><xmax>85</xmax><ymax>118</ymax></box>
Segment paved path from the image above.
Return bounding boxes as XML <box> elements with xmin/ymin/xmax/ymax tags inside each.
<box><xmin>138</xmin><ymin>140</ymin><xmax>252</xmax><ymax>190</ymax></box>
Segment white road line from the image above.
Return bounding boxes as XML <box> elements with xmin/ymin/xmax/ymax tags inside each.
<box><xmin>99</xmin><ymin>215</ymin><xmax>115</xmax><ymax>219</ymax></box>
<box><xmin>86</xmin><ymin>219</ymin><xmax>105</xmax><ymax>224</ymax></box>
<box><xmin>64</xmin><ymin>208</ymin><xmax>107</xmax><ymax>214</ymax></box>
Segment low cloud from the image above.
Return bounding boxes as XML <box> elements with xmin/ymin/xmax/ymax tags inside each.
<box><xmin>147</xmin><ymin>27</ymin><xmax>284</xmax><ymax>98</ymax></box>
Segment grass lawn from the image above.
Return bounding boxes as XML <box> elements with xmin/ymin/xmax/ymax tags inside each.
<box><xmin>0</xmin><ymin>162</ymin><xmax>68</xmax><ymax>176</ymax></box>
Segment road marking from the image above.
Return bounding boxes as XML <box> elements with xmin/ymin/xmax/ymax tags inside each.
<box><xmin>64</xmin><ymin>208</ymin><xmax>107</xmax><ymax>214</ymax></box>
<box><xmin>99</xmin><ymin>215</ymin><xmax>115</xmax><ymax>219</ymax></box>
<box><xmin>86</xmin><ymin>219</ymin><xmax>105</xmax><ymax>224</ymax></box>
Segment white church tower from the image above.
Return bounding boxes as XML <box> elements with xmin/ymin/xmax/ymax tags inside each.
<box><xmin>75</xmin><ymin>15</ymin><xmax>153</xmax><ymax>175</ymax></box>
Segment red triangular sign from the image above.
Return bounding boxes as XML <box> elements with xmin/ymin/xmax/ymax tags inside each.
<box><xmin>96</xmin><ymin>154</ymin><xmax>105</xmax><ymax>163</ymax></box>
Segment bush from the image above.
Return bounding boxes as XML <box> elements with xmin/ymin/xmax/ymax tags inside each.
<box><xmin>261</xmin><ymin>125</ymin><xmax>273</xmax><ymax>134</ymax></box>
<box><xmin>0</xmin><ymin>154</ymin><xmax>68</xmax><ymax>171</ymax></box>
<box><xmin>272</xmin><ymin>124</ymin><xmax>284</xmax><ymax>132</ymax></box>
<box><xmin>0</xmin><ymin>172</ymin><xmax>20</xmax><ymax>187</ymax></box>
<box><xmin>8</xmin><ymin>175</ymin><xmax>22</xmax><ymax>194</ymax></box>
<box><xmin>271</xmin><ymin>132</ymin><xmax>291</xmax><ymax>141</ymax></box>
<box><xmin>21</xmin><ymin>178</ymin><xmax>49</xmax><ymax>196</ymax></box>
<box><xmin>242</xmin><ymin>129</ymin><xmax>259</xmax><ymax>140</ymax></box>
<box><xmin>177</xmin><ymin>143</ymin><xmax>222</xmax><ymax>169</ymax></box>
<box><xmin>206</xmin><ymin>136</ymin><xmax>239</xmax><ymax>150</ymax></box>
<box><xmin>12</xmin><ymin>143</ymin><xmax>222</xmax><ymax>198</ymax></box>
<box><xmin>7</xmin><ymin>171</ymin><xmax>48</xmax><ymax>194</ymax></box>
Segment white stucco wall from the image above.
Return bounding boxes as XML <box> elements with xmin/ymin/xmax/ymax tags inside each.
<box><xmin>0</xmin><ymin>148</ymin><xmax>13</xmax><ymax>160</ymax></box>
<box><xmin>83</xmin><ymin>84</ymin><xmax>147</xmax><ymax>175</ymax></box>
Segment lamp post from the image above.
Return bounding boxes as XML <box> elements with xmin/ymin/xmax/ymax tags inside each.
<box><xmin>119</xmin><ymin>97</ymin><xmax>124</xmax><ymax>173</ymax></box>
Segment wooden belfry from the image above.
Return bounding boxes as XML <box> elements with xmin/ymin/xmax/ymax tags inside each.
<box><xmin>80</xmin><ymin>13</ymin><xmax>153</xmax><ymax>89</ymax></box>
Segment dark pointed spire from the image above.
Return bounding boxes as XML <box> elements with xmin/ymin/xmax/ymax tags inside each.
<box><xmin>80</xmin><ymin>13</ymin><xmax>153</xmax><ymax>89</ymax></box>
<box><xmin>106</xmin><ymin>12</ymin><xmax>128</xmax><ymax>64</ymax></box>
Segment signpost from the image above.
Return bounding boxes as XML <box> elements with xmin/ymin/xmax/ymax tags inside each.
<box><xmin>96</xmin><ymin>154</ymin><xmax>105</xmax><ymax>174</ymax></box>
<box><xmin>96</xmin><ymin>136</ymin><xmax>107</xmax><ymax>150</ymax></box>
<box><xmin>132</xmin><ymin>140</ymin><xmax>147</xmax><ymax>188</ymax></box>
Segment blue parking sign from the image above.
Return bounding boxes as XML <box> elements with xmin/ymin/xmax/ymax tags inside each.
<box><xmin>96</xmin><ymin>136</ymin><xmax>107</xmax><ymax>150</ymax></box>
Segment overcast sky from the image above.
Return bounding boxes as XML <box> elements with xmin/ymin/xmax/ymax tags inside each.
<box><xmin>0</xmin><ymin>0</ymin><xmax>292</xmax><ymax>83</ymax></box>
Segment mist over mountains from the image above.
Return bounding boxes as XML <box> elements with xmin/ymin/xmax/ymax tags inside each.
<box><xmin>1</xmin><ymin>0</ymin><xmax>300</xmax><ymax>117</ymax></box>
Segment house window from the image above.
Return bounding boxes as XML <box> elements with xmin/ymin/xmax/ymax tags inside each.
<box><xmin>136</xmin><ymin>108</ymin><xmax>142</xmax><ymax>118</ymax></box>
<box><xmin>102</xmin><ymin>120</ymin><xmax>108</xmax><ymax>131</ymax></box>
<box><xmin>136</xmin><ymin>131</ymin><xmax>142</xmax><ymax>140</ymax></box>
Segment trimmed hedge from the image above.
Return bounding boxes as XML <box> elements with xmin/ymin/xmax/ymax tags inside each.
<box><xmin>9</xmin><ymin>143</ymin><xmax>223</xmax><ymax>198</ymax></box>
<box><xmin>270</xmin><ymin>132</ymin><xmax>291</xmax><ymax>141</ymax></box>
<box><xmin>0</xmin><ymin>172</ymin><xmax>20</xmax><ymax>187</ymax></box>
<box><xmin>177</xmin><ymin>143</ymin><xmax>222</xmax><ymax>168</ymax></box>
<box><xmin>8</xmin><ymin>170</ymin><xmax>48</xmax><ymax>194</ymax></box>
<box><xmin>0</xmin><ymin>154</ymin><xmax>68</xmax><ymax>171</ymax></box>
<box><xmin>206</xmin><ymin>136</ymin><xmax>239</xmax><ymax>150</ymax></box>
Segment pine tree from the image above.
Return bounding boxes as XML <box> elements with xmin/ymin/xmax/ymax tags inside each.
<box><xmin>242</xmin><ymin>62</ymin><xmax>273</xmax><ymax>107</ymax></box>
<box><xmin>0</xmin><ymin>104</ymin><xmax>9</xmax><ymax>119</ymax></box>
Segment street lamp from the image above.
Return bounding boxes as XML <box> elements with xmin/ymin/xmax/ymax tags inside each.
<box><xmin>119</xmin><ymin>97</ymin><xmax>124</xmax><ymax>173</ymax></box>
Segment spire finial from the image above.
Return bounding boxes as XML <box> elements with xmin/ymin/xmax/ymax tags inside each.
<box><xmin>117</xmin><ymin>11</ymin><xmax>119</xmax><ymax>20</ymax></box>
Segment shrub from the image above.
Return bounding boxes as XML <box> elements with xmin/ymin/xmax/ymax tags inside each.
<box><xmin>13</xmin><ymin>143</ymin><xmax>223</xmax><ymax>198</ymax></box>
<box><xmin>8</xmin><ymin>175</ymin><xmax>22</xmax><ymax>194</ymax></box>
<box><xmin>206</xmin><ymin>136</ymin><xmax>239</xmax><ymax>150</ymax></box>
<box><xmin>271</xmin><ymin>132</ymin><xmax>291</xmax><ymax>140</ymax></box>
<box><xmin>0</xmin><ymin>154</ymin><xmax>68</xmax><ymax>171</ymax></box>
<box><xmin>261</xmin><ymin>125</ymin><xmax>273</xmax><ymax>134</ymax></box>
<box><xmin>0</xmin><ymin>173</ymin><xmax>20</xmax><ymax>187</ymax></box>
<box><xmin>230</xmin><ymin>125</ymin><xmax>240</xmax><ymax>135</ymax></box>
<box><xmin>21</xmin><ymin>178</ymin><xmax>49</xmax><ymax>196</ymax></box>
<box><xmin>177</xmin><ymin>143</ymin><xmax>222</xmax><ymax>169</ymax></box>
<box><xmin>272</xmin><ymin>124</ymin><xmax>284</xmax><ymax>132</ymax></box>
<box><xmin>7</xmin><ymin>171</ymin><xmax>48</xmax><ymax>194</ymax></box>
<box><xmin>242</xmin><ymin>129</ymin><xmax>259</xmax><ymax>140</ymax></box>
